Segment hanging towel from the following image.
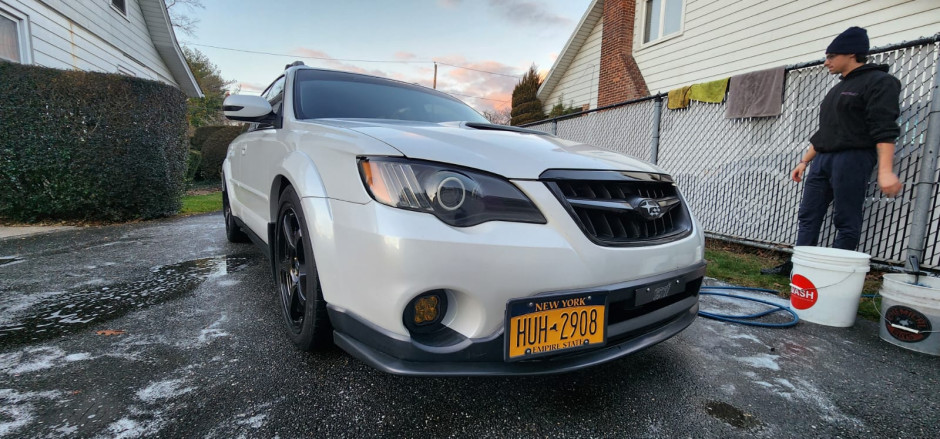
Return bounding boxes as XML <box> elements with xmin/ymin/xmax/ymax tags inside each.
<box><xmin>725</xmin><ymin>66</ymin><xmax>786</xmax><ymax>118</ymax></box>
<box><xmin>690</xmin><ymin>77</ymin><xmax>729</xmax><ymax>103</ymax></box>
<box><xmin>667</xmin><ymin>86</ymin><xmax>691</xmax><ymax>110</ymax></box>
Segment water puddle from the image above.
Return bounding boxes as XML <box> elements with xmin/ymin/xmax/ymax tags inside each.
<box><xmin>0</xmin><ymin>254</ymin><xmax>252</xmax><ymax>348</ymax></box>
<box><xmin>704</xmin><ymin>400</ymin><xmax>761</xmax><ymax>429</ymax></box>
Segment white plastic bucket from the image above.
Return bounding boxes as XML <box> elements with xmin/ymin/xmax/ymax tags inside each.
<box><xmin>879</xmin><ymin>274</ymin><xmax>940</xmax><ymax>356</ymax></box>
<box><xmin>789</xmin><ymin>246</ymin><xmax>870</xmax><ymax>327</ymax></box>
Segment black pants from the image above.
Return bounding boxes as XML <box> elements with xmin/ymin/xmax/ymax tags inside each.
<box><xmin>796</xmin><ymin>149</ymin><xmax>877</xmax><ymax>250</ymax></box>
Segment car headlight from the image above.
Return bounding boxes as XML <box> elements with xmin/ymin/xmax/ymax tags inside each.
<box><xmin>358</xmin><ymin>157</ymin><xmax>546</xmax><ymax>227</ymax></box>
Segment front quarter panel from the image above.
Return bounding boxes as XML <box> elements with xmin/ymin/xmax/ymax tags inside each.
<box><xmin>277</xmin><ymin>150</ymin><xmax>328</xmax><ymax>200</ymax></box>
<box><xmin>285</xmin><ymin>121</ymin><xmax>403</xmax><ymax>204</ymax></box>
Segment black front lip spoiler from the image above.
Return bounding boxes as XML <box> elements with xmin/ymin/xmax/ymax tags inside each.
<box><xmin>329</xmin><ymin>262</ymin><xmax>705</xmax><ymax>376</ymax></box>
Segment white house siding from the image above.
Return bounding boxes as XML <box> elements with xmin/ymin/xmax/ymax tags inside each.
<box><xmin>634</xmin><ymin>0</ymin><xmax>940</xmax><ymax>94</ymax></box>
<box><xmin>1</xmin><ymin>0</ymin><xmax>178</xmax><ymax>86</ymax></box>
<box><xmin>543</xmin><ymin>19</ymin><xmax>604</xmax><ymax>113</ymax></box>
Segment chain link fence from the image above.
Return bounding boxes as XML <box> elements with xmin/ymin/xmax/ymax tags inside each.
<box><xmin>527</xmin><ymin>37</ymin><xmax>940</xmax><ymax>270</ymax></box>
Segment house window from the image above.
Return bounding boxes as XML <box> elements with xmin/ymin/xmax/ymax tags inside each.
<box><xmin>0</xmin><ymin>7</ymin><xmax>30</xmax><ymax>63</ymax></box>
<box><xmin>111</xmin><ymin>0</ymin><xmax>127</xmax><ymax>15</ymax></box>
<box><xmin>643</xmin><ymin>0</ymin><xmax>683</xmax><ymax>44</ymax></box>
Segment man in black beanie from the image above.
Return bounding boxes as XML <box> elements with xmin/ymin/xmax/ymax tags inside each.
<box><xmin>762</xmin><ymin>26</ymin><xmax>902</xmax><ymax>275</ymax></box>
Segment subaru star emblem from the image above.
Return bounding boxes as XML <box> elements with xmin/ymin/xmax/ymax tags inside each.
<box><xmin>638</xmin><ymin>199</ymin><xmax>663</xmax><ymax>219</ymax></box>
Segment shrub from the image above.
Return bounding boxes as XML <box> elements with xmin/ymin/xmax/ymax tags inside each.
<box><xmin>186</xmin><ymin>150</ymin><xmax>202</xmax><ymax>184</ymax></box>
<box><xmin>548</xmin><ymin>102</ymin><xmax>583</xmax><ymax>118</ymax></box>
<box><xmin>197</xmin><ymin>126</ymin><xmax>244</xmax><ymax>181</ymax></box>
<box><xmin>0</xmin><ymin>61</ymin><xmax>188</xmax><ymax>222</ymax></box>
<box><xmin>190</xmin><ymin>125</ymin><xmax>227</xmax><ymax>151</ymax></box>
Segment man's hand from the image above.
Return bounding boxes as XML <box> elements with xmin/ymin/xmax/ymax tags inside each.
<box><xmin>879</xmin><ymin>171</ymin><xmax>902</xmax><ymax>197</ymax></box>
<box><xmin>790</xmin><ymin>162</ymin><xmax>807</xmax><ymax>182</ymax></box>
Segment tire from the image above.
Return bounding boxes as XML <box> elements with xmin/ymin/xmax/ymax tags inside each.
<box><xmin>222</xmin><ymin>182</ymin><xmax>250</xmax><ymax>243</ymax></box>
<box><xmin>274</xmin><ymin>186</ymin><xmax>332</xmax><ymax>351</ymax></box>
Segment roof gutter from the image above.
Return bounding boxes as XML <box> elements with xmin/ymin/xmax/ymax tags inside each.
<box><xmin>139</xmin><ymin>0</ymin><xmax>203</xmax><ymax>98</ymax></box>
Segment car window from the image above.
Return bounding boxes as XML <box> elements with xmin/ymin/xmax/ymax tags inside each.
<box><xmin>263</xmin><ymin>76</ymin><xmax>286</xmax><ymax>114</ymax></box>
<box><xmin>293</xmin><ymin>70</ymin><xmax>488</xmax><ymax>123</ymax></box>
<box><xmin>253</xmin><ymin>76</ymin><xmax>285</xmax><ymax>130</ymax></box>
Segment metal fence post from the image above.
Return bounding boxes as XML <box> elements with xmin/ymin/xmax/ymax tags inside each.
<box><xmin>650</xmin><ymin>96</ymin><xmax>663</xmax><ymax>165</ymax></box>
<box><xmin>551</xmin><ymin>118</ymin><xmax>557</xmax><ymax>136</ymax></box>
<box><xmin>905</xmin><ymin>53</ymin><xmax>940</xmax><ymax>270</ymax></box>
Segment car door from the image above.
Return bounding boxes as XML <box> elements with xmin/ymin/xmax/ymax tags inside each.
<box><xmin>232</xmin><ymin>76</ymin><xmax>290</xmax><ymax>234</ymax></box>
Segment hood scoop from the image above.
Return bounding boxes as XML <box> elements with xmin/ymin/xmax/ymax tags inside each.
<box><xmin>463</xmin><ymin>122</ymin><xmax>552</xmax><ymax>136</ymax></box>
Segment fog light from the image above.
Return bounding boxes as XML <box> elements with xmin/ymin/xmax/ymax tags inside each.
<box><xmin>404</xmin><ymin>290</ymin><xmax>447</xmax><ymax>332</ymax></box>
<box><xmin>414</xmin><ymin>295</ymin><xmax>439</xmax><ymax>324</ymax></box>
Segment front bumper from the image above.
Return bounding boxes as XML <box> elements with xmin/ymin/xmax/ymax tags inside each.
<box><xmin>329</xmin><ymin>262</ymin><xmax>705</xmax><ymax>376</ymax></box>
<box><xmin>310</xmin><ymin>180</ymin><xmax>704</xmax><ymax>340</ymax></box>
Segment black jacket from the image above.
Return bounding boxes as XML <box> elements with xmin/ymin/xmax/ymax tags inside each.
<box><xmin>810</xmin><ymin>63</ymin><xmax>901</xmax><ymax>153</ymax></box>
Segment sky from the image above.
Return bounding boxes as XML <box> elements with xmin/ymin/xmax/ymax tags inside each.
<box><xmin>176</xmin><ymin>0</ymin><xmax>594</xmax><ymax>116</ymax></box>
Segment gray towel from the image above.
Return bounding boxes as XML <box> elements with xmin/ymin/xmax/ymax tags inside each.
<box><xmin>725</xmin><ymin>66</ymin><xmax>786</xmax><ymax>119</ymax></box>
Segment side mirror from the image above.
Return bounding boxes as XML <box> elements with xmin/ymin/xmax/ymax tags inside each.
<box><xmin>223</xmin><ymin>95</ymin><xmax>273</xmax><ymax>122</ymax></box>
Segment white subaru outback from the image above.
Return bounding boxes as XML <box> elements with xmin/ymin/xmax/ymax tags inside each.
<box><xmin>221</xmin><ymin>63</ymin><xmax>706</xmax><ymax>375</ymax></box>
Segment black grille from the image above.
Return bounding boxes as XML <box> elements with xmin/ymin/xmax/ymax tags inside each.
<box><xmin>541</xmin><ymin>170</ymin><xmax>693</xmax><ymax>246</ymax></box>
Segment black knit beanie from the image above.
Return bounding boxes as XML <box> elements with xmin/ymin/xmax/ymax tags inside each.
<box><xmin>826</xmin><ymin>27</ymin><xmax>869</xmax><ymax>54</ymax></box>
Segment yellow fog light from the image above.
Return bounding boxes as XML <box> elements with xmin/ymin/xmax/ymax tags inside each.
<box><xmin>414</xmin><ymin>295</ymin><xmax>440</xmax><ymax>325</ymax></box>
<box><xmin>404</xmin><ymin>291</ymin><xmax>448</xmax><ymax>333</ymax></box>
<box><xmin>415</xmin><ymin>296</ymin><xmax>441</xmax><ymax>325</ymax></box>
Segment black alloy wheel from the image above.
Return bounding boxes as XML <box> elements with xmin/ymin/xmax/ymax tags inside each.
<box><xmin>222</xmin><ymin>181</ymin><xmax>250</xmax><ymax>243</ymax></box>
<box><xmin>274</xmin><ymin>186</ymin><xmax>331</xmax><ymax>350</ymax></box>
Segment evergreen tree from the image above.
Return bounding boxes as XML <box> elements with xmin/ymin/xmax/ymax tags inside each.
<box><xmin>510</xmin><ymin>65</ymin><xmax>545</xmax><ymax>126</ymax></box>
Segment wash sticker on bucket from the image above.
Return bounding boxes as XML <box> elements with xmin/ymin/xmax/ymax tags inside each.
<box><xmin>884</xmin><ymin>306</ymin><xmax>932</xmax><ymax>343</ymax></box>
<box><xmin>790</xmin><ymin>274</ymin><xmax>818</xmax><ymax>310</ymax></box>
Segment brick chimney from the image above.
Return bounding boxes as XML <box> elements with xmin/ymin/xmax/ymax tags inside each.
<box><xmin>598</xmin><ymin>0</ymin><xmax>649</xmax><ymax>106</ymax></box>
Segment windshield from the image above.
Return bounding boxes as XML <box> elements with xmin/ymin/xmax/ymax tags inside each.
<box><xmin>293</xmin><ymin>69</ymin><xmax>488</xmax><ymax>123</ymax></box>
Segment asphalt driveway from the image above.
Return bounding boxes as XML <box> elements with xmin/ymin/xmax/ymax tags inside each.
<box><xmin>0</xmin><ymin>213</ymin><xmax>937</xmax><ymax>437</ymax></box>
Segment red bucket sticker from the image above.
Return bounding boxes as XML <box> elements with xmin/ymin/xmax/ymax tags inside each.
<box><xmin>790</xmin><ymin>274</ymin><xmax>818</xmax><ymax>310</ymax></box>
<box><xmin>884</xmin><ymin>306</ymin><xmax>932</xmax><ymax>343</ymax></box>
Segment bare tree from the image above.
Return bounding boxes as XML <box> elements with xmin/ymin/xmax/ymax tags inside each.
<box><xmin>164</xmin><ymin>0</ymin><xmax>204</xmax><ymax>37</ymax></box>
<box><xmin>482</xmin><ymin>107</ymin><xmax>512</xmax><ymax>125</ymax></box>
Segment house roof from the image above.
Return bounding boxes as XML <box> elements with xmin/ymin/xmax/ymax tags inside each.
<box><xmin>139</xmin><ymin>0</ymin><xmax>203</xmax><ymax>98</ymax></box>
<box><xmin>537</xmin><ymin>0</ymin><xmax>603</xmax><ymax>102</ymax></box>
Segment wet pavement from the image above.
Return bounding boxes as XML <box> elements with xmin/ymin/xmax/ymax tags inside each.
<box><xmin>0</xmin><ymin>213</ymin><xmax>938</xmax><ymax>438</ymax></box>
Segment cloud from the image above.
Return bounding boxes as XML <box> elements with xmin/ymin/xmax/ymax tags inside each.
<box><xmin>487</xmin><ymin>0</ymin><xmax>573</xmax><ymax>26</ymax></box>
<box><xmin>437</xmin><ymin>0</ymin><xmax>461</xmax><ymax>8</ymax></box>
<box><xmin>394</xmin><ymin>51</ymin><xmax>418</xmax><ymax>60</ymax></box>
<box><xmin>431</xmin><ymin>56</ymin><xmax>520</xmax><ymax>113</ymax></box>
<box><xmin>232</xmin><ymin>81</ymin><xmax>267</xmax><ymax>95</ymax></box>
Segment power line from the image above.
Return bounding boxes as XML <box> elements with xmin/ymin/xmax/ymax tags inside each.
<box><xmin>185</xmin><ymin>42</ymin><xmax>515</xmax><ymax>105</ymax></box>
<box><xmin>182</xmin><ymin>42</ymin><xmax>428</xmax><ymax>64</ymax></box>
<box><xmin>434</xmin><ymin>62</ymin><xmax>520</xmax><ymax>78</ymax></box>
<box><xmin>444</xmin><ymin>91</ymin><xmax>510</xmax><ymax>103</ymax></box>
<box><xmin>181</xmin><ymin>42</ymin><xmax>523</xmax><ymax>78</ymax></box>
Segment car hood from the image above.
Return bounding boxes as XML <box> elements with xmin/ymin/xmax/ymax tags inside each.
<box><xmin>312</xmin><ymin>119</ymin><xmax>665</xmax><ymax>179</ymax></box>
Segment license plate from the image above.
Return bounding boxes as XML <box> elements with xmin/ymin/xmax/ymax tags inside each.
<box><xmin>505</xmin><ymin>293</ymin><xmax>607</xmax><ymax>361</ymax></box>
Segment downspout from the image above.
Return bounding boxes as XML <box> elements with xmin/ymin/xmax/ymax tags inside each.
<box><xmin>650</xmin><ymin>95</ymin><xmax>663</xmax><ymax>164</ymax></box>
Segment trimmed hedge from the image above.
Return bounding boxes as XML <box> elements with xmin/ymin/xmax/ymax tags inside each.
<box><xmin>190</xmin><ymin>125</ymin><xmax>227</xmax><ymax>151</ymax></box>
<box><xmin>0</xmin><ymin>61</ymin><xmax>189</xmax><ymax>222</ymax></box>
<box><xmin>198</xmin><ymin>126</ymin><xmax>244</xmax><ymax>181</ymax></box>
